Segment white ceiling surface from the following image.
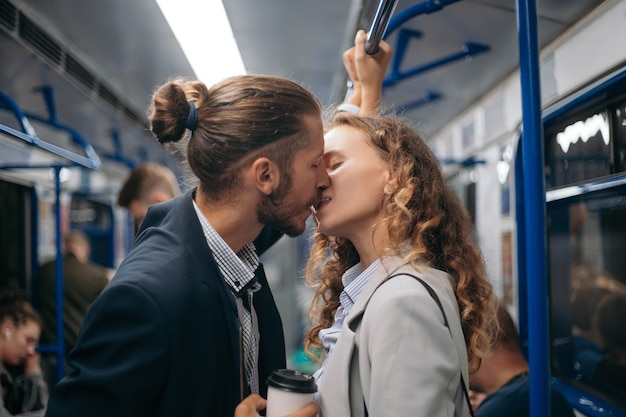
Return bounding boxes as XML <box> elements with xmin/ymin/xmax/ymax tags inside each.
<box><xmin>223</xmin><ymin>0</ymin><xmax>603</xmax><ymax>137</ymax></box>
<box><xmin>0</xmin><ymin>0</ymin><xmax>603</xmax><ymax>172</ymax></box>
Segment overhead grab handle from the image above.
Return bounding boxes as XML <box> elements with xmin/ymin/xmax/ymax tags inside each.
<box><xmin>365</xmin><ymin>0</ymin><xmax>399</xmax><ymax>55</ymax></box>
<box><xmin>0</xmin><ymin>91</ymin><xmax>38</xmax><ymax>137</ymax></box>
<box><xmin>0</xmin><ymin>89</ymin><xmax>102</xmax><ymax>170</ymax></box>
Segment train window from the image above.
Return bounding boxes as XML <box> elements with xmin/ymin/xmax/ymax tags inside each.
<box><xmin>69</xmin><ymin>195</ymin><xmax>115</xmax><ymax>268</ymax></box>
<box><xmin>547</xmin><ymin>190</ymin><xmax>626</xmax><ymax>410</ymax></box>
<box><xmin>545</xmin><ymin>111</ymin><xmax>611</xmax><ymax>188</ymax></box>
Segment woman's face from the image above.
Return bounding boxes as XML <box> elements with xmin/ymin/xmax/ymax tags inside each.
<box><xmin>316</xmin><ymin>124</ymin><xmax>390</xmax><ymax>242</ymax></box>
<box><xmin>1</xmin><ymin>319</ymin><xmax>41</xmax><ymax>366</ymax></box>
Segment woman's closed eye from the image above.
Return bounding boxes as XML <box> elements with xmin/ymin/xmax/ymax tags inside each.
<box><xmin>325</xmin><ymin>158</ymin><xmax>343</xmax><ymax>172</ymax></box>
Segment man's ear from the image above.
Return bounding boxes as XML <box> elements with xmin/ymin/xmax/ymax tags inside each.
<box><xmin>250</xmin><ymin>157</ymin><xmax>279</xmax><ymax>195</ymax></box>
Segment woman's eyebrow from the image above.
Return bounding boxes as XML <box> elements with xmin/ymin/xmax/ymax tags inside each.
<box><xmin>323</xmin><ymin>149</ymin><xmax>342</xmax><ymax>158</ymax></box>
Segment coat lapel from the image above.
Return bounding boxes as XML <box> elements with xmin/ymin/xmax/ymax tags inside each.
<box><xmin>344</xmin><ymin>256</ymin><xmax>407</xmax><ymax>331</ymax></box>
<box><xmin>320</xmin><ymin>256</ymin><xmax>407</xmax><ymax>416</ymax></box>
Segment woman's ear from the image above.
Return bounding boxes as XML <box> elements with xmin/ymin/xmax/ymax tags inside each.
<box><xmin>0</xmin><ymin>318</ymin><xmax>12</xmax><ymax>329</ymax></box>
<box><xmin>250</xmin><ymin>157</ymin><xmax>279</xmax><ymax>195</ymax></box>
<box><xmin>1</xmin><ymin>318</ymin><xmax>14</xmax><ymax>340</ymax></box>
<box><xmin>383</xmin><ymin>169</ymin><xmax>398</xmax><ymax>195</ymax></box>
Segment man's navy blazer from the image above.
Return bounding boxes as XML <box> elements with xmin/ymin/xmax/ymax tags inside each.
<box><xmin>46</xmin><ymin>190</ymin><xmax>286</xmax><ymax>417</ymax></box>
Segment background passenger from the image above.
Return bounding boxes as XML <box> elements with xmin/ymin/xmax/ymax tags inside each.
<box><xmin>38</xmin><ymin>230</ymin><xmax>109</xmax><ymax>353</ymax></box>
<box><xmin>117</xmin><ymin>162</ymin><xmax>181</xmax><ymax>233</ymax></box>
<box><xmin>468</xmin><ymin>302</ymin><xmax>575</xmax><ymax>417</ymax></box>
<box><xmin>0</xmin><ymin>289</ymin><xmax>48</xmax><ymax>417</ymax></box>
<box><xmin>38</xmin><ymin>230</ymin><xmax>110</xmax><ymax>386</ymax></box>
<box><xmin>593</xmin><ymin>293</ymin><xmax>626</xmax><ymax>393</ymax></box>
<box><xmin>571</xmin><ymin>285</ymin><xmax>611</xmax><ymax>380</ymax></box>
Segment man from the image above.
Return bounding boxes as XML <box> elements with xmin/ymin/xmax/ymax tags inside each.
<box><xmin>469</xmin><ymin>303</ymin><xmax>575</xmax><ymax>417</ymax></box>
<box><xmin>39</xmin><ymin>230</ymin><xmax>109</xmax><ymax>353</ymax></box>
<box><xmin>46</xmin><ymin>36</ymin><xmax>391</xmax><ymax>417</ymax></box>
<box><xmin>117</xmin><ymin>162</ymin><xmax>181</xmax><ymax>232</ymax></box>
<box><xmin>44</xmin><ymin>74</ymin><xmax>329</xmax><ymax>417</ymax></box>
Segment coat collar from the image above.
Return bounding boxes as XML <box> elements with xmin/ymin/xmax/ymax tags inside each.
<box><xmin>344</xmin><ymin>256</ymin><xmax>456</xmax><ymax>331</ymax></box>
<box><xmin>343</xmin><ymin>255</ymin><xmax>407</xmax><ymax>329</ymax></box>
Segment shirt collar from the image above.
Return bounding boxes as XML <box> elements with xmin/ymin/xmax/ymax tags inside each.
<box><xmin>340</xmin><ymin>258</ymin><xmax>381</xmax><ymax>311</ymax></box>
<box><xmin>192</xmin><ymin>200</ymin><xmax>259</xmax><ymax>296</ymax></box>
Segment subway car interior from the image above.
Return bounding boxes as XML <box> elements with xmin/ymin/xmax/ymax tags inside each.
<box><xmin>1</xmin><ymin>0</ymin><xmax>626</xmax><ymax>416</ymax></box>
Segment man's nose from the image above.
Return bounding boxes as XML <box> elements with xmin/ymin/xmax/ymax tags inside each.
<box><xmin>316</xmin><ymin>162</ymin><xmax>331</xmax><ymax>189</ymax></box>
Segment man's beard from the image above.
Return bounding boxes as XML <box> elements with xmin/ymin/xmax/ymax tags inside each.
<box><xmin>257</xmin><ymin>176</ymin><xmax>316</xmax><ymax>237</ymax></box>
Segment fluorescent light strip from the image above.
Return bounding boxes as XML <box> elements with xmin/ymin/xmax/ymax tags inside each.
<box><xmin>156</xmin><ymin>0</ymin><xmax>246</xmax><ymax>87</ymax></box>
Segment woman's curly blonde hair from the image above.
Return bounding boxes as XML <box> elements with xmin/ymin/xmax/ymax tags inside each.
<box><xmin>305</xmin><ymin>113</ymin><xmax>496</xmax><ymax>372</ymax></box>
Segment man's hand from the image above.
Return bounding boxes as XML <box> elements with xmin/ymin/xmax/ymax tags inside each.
<box><xmin>285</xmin><ymin>401</ymin><xmax>320</xmax><ymax>417</ymax></box>
<box><xmin>234</xmin><ymin>394</ymin><xmax>266</xmax><ymax>417</ymax></box>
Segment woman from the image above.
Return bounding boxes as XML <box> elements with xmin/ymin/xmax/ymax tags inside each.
<box><xmin>305</xmin><ymin>112</ymin><xmax>496</xmax><ymax>417</ymax></box>
<box><xmin>0</xmin><ymin>289</ymin><xmax>48</xmax><ymax>417</ymax></box>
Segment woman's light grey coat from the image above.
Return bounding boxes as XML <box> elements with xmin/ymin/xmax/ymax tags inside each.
<box><xmin>318</xmin><ymin>256</ymin><xmax>470</xmax><ymax>417</ymax></box>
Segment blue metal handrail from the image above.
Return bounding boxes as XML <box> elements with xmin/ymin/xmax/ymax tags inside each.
<box><xmin>0</xmin><ymin>90</ymin><xmax>102</xmax><ymax>170</ymax></box>
<box><xmin>0</xmin><ymin>89</ymin><xmax>102</xmax><ymax>382</ymax></box>
<box><xmin>516</xmin><ymin>1</ymin><xmax>550</xmax><ymax>416</ymax></box>
<box><xmin>394</xmin><ymin>91</ymin><xmax>442</xmax><ymax>113</ymax></box>
<box><xmin>91</xmin><ymin>129</ymin><xmax>138</xmax><ymax>169</ymax></box>
<box><xmin>386</xmin><ymin>0</ymin><xmax>463</xmax><ymax>35</ymax></box>
<box><xmin>27</xmin><ymin>86</ymin><xmax>102</xmax><ymax>168</ymax></box>
<box><xmin>35</xmin><ymin>166</ymin><xmax>66</xmax><ymax>382</ymax></box>
<box><xmin>384</xmin><ymin>41</ymin><xmax>490</xmax><ymax>87</ymax></box>
<box><xmin>362</xmin><ymin>0</ymin><xmax>490</xmax><ymax>112</ymax></box>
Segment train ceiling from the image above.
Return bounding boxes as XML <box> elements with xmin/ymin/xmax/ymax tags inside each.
<box><xmin>224</xmin><ymin>0</ymin><xmax>604</xmax><ymax>137</ymax></box>
<box><xmin>0</xmin><ymin>0</ymin><xmax>604</xmax><ymax>178</ymax></box>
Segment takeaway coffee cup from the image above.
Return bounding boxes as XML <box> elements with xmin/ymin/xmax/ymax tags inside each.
<box><xmin>266</xmin><ymin>369</ymin><xmax>317</xmax><ymax>417</ymax></box>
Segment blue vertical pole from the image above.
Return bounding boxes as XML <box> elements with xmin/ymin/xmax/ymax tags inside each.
<box><xmin>516</xmin><ymin>1</ymin><xmax>549</xmax><ymax>417</ymax></box>
<box><xmin>53</xmin><ymin>166</ymin><xmax>66</xmax><ymax>380</ymax></box>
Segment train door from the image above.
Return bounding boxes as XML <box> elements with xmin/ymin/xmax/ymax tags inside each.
<box><xmin>0</xmin><ymin>177</ymin><xmax>36</xmax><ymax>293</ymax></box>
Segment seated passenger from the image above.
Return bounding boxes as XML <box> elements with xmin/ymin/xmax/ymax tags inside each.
<box><xmin>38</xmin><ymin>230</ymin><xmax>110</xmax><ymax>386</ymax></box>
<box><xmin>571</xmin><ymin>286</ymin><xmax>611</xmax><ymax>380</ymax></box>
<box><xmin>593</xmin><ymin>293</ymin><xmax>626</xmax><ymax>394</ymax></box>
<box><xmin>0</xmin><ymin>288</ymin><xmax>48</xmax><ymax>417</ymax></box>
<box><xmin>469</xmin><ymin>302</ymin><xmax>575</xmax><ymax>417</ymax></box>
<box><xmin>39</xmin><ymin>230</ymin><xmax>110</xmax><ymax>354</ymax></box>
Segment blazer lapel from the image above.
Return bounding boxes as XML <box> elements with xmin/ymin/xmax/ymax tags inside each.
<box><xmin>176</xmin><ymin>191</ymin><xmax>244</xmax><ymax>396</ymax></box>
<box><xmin>319</xmin><ymin>325</ymin><xmax>356</xmax><ymax>417</ymax></box>
<box><xmin>345</xmin><ymin>256</ymin><xmax>407</xmax><ymax>330</ymax></box>
<box><xmin>320</xmin><ymin>257</ymin><xmax>407</xmax><ymax>416</ymax></box>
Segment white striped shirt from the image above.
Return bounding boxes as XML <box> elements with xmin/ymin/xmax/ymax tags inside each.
<box><xmin>313</xmin><ymin>258</ymin><xmax>381</xmax><ymax>391</ymax></box>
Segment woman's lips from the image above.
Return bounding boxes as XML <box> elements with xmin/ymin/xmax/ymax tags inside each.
<box><xmin>310</xmin><ymin>198</ymin><xmax>330</xmax><ymax>227</ymax></box>
<box><xmin>313</xmin><ymin>198</ymin><xmax>330</xmax><ymax>216</ymax></box>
